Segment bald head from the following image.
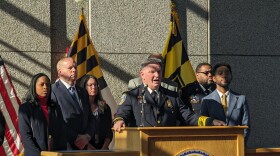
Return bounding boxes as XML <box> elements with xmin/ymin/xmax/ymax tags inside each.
<box><xmin>57</xmin><ymin>57</ymin><xmax>77</xmax><ymax>85</ymax></box>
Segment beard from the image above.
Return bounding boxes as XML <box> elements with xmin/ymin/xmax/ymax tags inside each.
<box><xmin>216</xmin><ymin>81</ymin><xmax>230</xmax><ymax>88</ymax></box>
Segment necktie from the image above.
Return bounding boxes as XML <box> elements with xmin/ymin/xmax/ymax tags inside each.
<box><xmin>69</xmin><ymin>87</ymin><xmax>83</xmax><ymax>110</ymax></box>
<box><xmin>221</xmin><ymin>94</ymin><xmax>228</xmax><ymax>114</ymax></box>
<box><xmin>69</xmin><ymin>87</ymin><xmax>77</xmax><ymax>101</ymax></box>
<box><xmin>151</xmin><ymin>91</ymin><xmax>158</xmax><ymax>104</ymax></box>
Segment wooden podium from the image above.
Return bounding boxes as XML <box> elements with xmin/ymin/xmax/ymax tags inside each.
<box><xmin>114</xmin><ymin>126</ymin><xmax>247</xmax><ymax>156</ymax></box>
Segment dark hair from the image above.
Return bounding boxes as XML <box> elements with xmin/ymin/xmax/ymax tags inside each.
<box><xmin>78</xmin><ymin>75</ymin><xmax>103</xmax><ymax>104</ymax></box>
<box><xmin>212</xmin><ymin>63</ymin><xmax>232</xmax><ymax>75</ymax></box>
<box><xmin>196</xmin><ymin>63</ymin><xmax>212</xmax><ymax>72</ymax></box>
<box><xmin>23</xmin><ymin>73</ymin><xmax>51</xmax><ymax>106</ymax></box>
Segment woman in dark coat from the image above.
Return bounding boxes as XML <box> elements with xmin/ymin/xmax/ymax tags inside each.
<box><xmin>78</xmin><ymin>75</ymin><xmax>113</xmax><ymax>150</ymax></box>
<box><xmin>18</xmin><ymin>73</ymin><xmax>66</xmax><ymax>156</ymax></box>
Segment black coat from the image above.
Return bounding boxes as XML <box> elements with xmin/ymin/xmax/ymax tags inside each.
<box><xmin>18</xmin><ymin>101</ymin><xmax>67</xmax><ymax>156</ymax></box>
<box><xmin>115</xmin><ymin>84</ymin><xmax>198</xmax><ymax>127</ymax></box>
<box><xmin>180</xmin><ymin>82</ymin><xmax>215</xmax><ymax>114</ymax></box>
<box><xmin>51</xmin><ymin>80</ymin><xmax>94</xmax><ymax>149</ymax></box>
<box><xmin>89</xmin><ymin>104</ymin><xmax>113</xmax><ymax>149</ymax></box>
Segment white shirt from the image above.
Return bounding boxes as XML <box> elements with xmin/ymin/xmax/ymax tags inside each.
<box><xmin>217</xmin><ymin>89</ymin><xmax>230</xmax><ymax>105</ymax></box>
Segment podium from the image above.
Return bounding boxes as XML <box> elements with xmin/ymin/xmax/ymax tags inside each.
<box><xmin>114</xmin><ymin>126</ymin><xmax>247</xmax><ymax>156</ymax></box>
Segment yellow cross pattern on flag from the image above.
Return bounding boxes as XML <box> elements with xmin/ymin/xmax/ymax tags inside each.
<box><xmin>162</xmin><ymin>3</ymin><xmax>196</xmax><ymax>89</ymax></box>
<box><xmin>67</xmin><ymin>11</ymin><xmax>117</xmax><ymax>117</ymax></box>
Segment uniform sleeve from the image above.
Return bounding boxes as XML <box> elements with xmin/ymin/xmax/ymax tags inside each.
<box><xmin>198</xmin><ymin>98</ymin><xmax>214</xmax><ymax>126</ymax></box>
<box><xmin>113</xmin><ymin>93</ymin><xmax>133</xmax><ymax>125</ymax></box>
<box><xmin>177</xmin><ymin>97</ymin><xmax>199</xmax><ymax>126</ymax></box>
<box><xmin>18</xmin><ymin>105</ymin><xmax>41</xmax><ymax>154</ymax></box>
<box><xmin>200</xmin><ymin>98</ymin><xmax>209</xmax><ymax>116</ymax></box>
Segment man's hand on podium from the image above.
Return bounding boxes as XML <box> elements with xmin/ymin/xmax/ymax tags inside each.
<box><xmin>212</xmin><ymin>119</ymin><xmax>226</xmax><ymax>126</ymax></box>
<box><xmin>113</xmin><ymin>120</ymin><xmax>126</xmax><ymax>132</ymax></box>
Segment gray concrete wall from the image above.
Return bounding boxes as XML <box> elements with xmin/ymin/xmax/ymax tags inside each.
<box><xmin>0</xmin><ymin>0</ymin><xmax>51</xmax><ymax>99</ymax></box>
<box><xmin>1</xmin><ymin>0</ymin><xmax>278</xmax><ymax>148</ymax></box>
<box><xmin>210</xmin><ymin>0</ymin><xmax>280</xmax><ymax>148</ymax></box>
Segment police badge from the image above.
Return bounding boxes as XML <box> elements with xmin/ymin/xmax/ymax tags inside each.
<box><xmin>118</xmin><ymin>94</ymin><xmax>127</xmax><ymax>106</ymax></box>
<box><xmin>167</xmin><ymin>99</ymin><xmax>173</xmax><ymax>108</ymax></box>
<box><xmin>138</xmin><ymin>96</ymin><xmax>143</xmax><ymax>105</ymax></box>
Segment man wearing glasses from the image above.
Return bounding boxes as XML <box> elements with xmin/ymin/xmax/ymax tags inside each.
<box><xmin>180</xmin><ymin>63</ymin><xmax>215</xmax><ymax>114</ymax></box>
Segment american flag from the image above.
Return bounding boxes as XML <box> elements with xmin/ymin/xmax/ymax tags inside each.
<box><xmin>0</xmin><ymin>56</ymin><xmax>24</xmax><ymax>155</ymax></box>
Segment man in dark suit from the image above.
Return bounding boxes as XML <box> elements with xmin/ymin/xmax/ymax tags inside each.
<box><xmin>51</xmin><ymin>57</ymin><xmax>94</xmax><ymax>150</ymax></box>
<box><xmin>0</xmin><ymin>111</ymin><xmax>5</xmax><ymax>145</ymax></box>
<box><xmin>113</xmin><ymin>58</ymin><xmax>225</xmax><ymax>132</ymax></box>
<box><xmin>200</xmin><ymin>63</ymin><xmax>250</xmax><ymax>143</ymax></box>
<box><xmin>180</xmin><ymin>63</ymin><xmax>215</xmax><ymax>114</ymax></box>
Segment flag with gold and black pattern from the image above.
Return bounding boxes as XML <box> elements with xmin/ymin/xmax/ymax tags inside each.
<box><xmin>161</xmin><ymin>2</ymin><xmax>196</xmax><ymax>89</ymax></box>
<box><xmin>68</xmin><ymin>11</ymin><xmax>117</xmax><ymax>116</ymax></box>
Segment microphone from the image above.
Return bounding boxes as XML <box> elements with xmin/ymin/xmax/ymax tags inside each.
<box><xmin>140</xmin><ymin>85</ymin><xmax>147</xmax><ymax>127</ymax></box>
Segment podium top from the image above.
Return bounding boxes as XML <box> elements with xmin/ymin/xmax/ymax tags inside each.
<box><xmin>121</xmin><ymin>126</ymin><xmax>248</xmax><ymax>131</ymax></box>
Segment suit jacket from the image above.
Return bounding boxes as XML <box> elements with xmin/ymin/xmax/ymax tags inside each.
<box><xmin>18</xmin><ymin>101</ymin><xmax>67</xmax><ymax>156</ymax></box>
<box><xmin>51</xmin><ymin>80</ymin><xmax>94</xmax><ymax>149</ymax></box>
<box><xmin>200</xmin><ymin>89</ymin><xmax>250</xmax><ymax>141</ymax></box>
<box><xmin>115</xmin><ymin>84</ymin><xmax>198</xmax><ymax>127</ymax></box>
<box><xmin>180</xmin><ymin>81</ymin><xmax>215</xmax><ymax>114</ymax></box>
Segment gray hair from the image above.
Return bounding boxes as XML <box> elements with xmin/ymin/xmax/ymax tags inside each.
<box><xmin>140</xmin><ymin>58</ymin><xmax>163</xmax><ymax>71</ymax></box>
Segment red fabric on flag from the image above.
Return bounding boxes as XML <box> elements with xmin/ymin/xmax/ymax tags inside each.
<box><xmin>0</xmin><ymin>56</ymin><xmax>24</xmax><ymax>155</ymax></box>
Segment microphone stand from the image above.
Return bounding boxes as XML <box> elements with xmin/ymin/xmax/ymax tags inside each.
<box><xmin>140</xmin><ymin>86</ymin><xmax>147</xmax><ymax>127</ymax></box>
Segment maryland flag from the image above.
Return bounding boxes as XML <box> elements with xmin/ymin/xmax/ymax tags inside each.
<box><xmin>68</xmin><ymin>11</ymin><xmax>117</xmax><ymax>116</ymax></box>
<box><xmin>162</xmin><ymin>2</ymin><xmax>196</xmax><ymax>89</ymax></box>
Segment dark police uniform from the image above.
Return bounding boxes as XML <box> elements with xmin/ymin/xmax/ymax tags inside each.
<box><xmin>180</xmin><ymin>81</ymin><xmax>215</xmax><ymax>114</ymax></box>
<box><xmin>114</xmin><ymin>84</ymin><xmax>198</xmax><ymax>127</ymax></box>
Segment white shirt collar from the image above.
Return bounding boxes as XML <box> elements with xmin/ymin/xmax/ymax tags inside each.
<box><xmin>147</xmin><ymin>87</ymin><xmax>159</xmax><ymax>94</ymax></box>
<box><xmin>216</xmin><ymin>89</ymin><xmax>230</xmax><ymax>98</ymax></box>
<box><xmin>60</xmin><ymin>79</ymin><xmax>74</xmax><ymax>89</ymax></box>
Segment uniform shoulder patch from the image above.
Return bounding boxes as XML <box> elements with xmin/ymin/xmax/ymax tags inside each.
<box><xmin>118</xmin><ymin>94</ymin><xmax>127</xmax><ymax>106</ymax></box>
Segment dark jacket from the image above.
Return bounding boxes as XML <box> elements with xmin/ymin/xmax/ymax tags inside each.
<box><xmin>51</xmin><ymin>80</ymin><xmax>94</xmax><ymax>149</ymax></box>
<box><xmin>18</xmin><ymin>101</ymin><xmax>67</xmax><ymax>156</ymax></box>
<box><xmin>89</xmin><ymin>103</ymin><xmax>113</xmax><ymax>149</ymax></box>
<box><xmin>180</xmin><ymin>81</ymin><xmax>215</xmax><ymax>114</ymax></box>
<box><xmin>115</xmin><ymin>84</ymin><xmax>198</xmax><ymax>127</ymax></box>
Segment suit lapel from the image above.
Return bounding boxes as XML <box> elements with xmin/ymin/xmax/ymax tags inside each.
<box><xmin>75</xmin><ymin>86</ymin><xmax>84</xmax><ymax>111</ymax></box>
<box><xmin>58</xmin><ymin>80</ymin><xmax>82</xmax><ymax>112</ymax></box>
<box><xmin>212</xmin><ymin>90</ymin><xmax>227</xmax><ymax>120</ymax></box>
<box><xmin>226</xmin><ymin>91</ymin><xmax>238</xmax><ymax>123</ymax></box>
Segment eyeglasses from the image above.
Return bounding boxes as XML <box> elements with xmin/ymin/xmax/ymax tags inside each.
<box><xmin>87</xmin><ymin>84</ymin><xmax>98</xmax><ymax>88</ymax></box>
<box><xmin>197</xmin><ymin>71</ymin><xmax>212</xmax><ymax>75</ymax></box>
